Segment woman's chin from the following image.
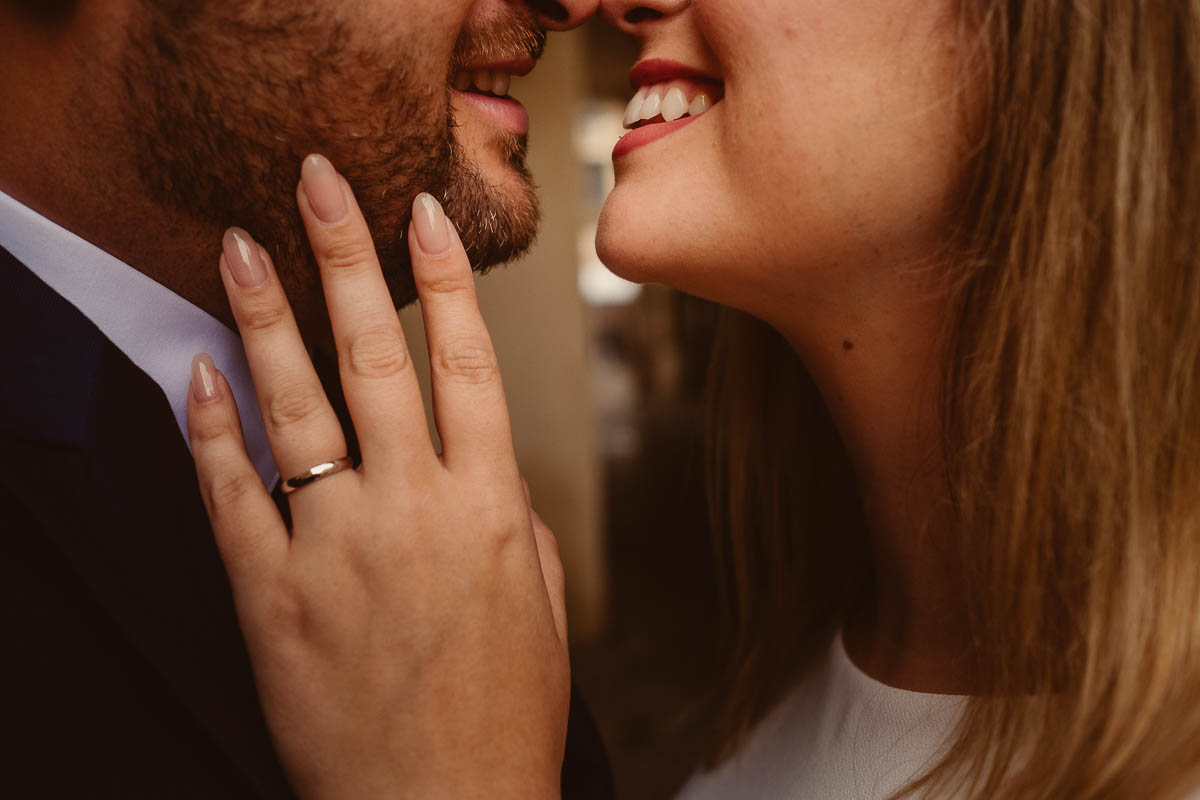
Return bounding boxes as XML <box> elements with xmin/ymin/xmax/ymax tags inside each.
<box><xmin>597</xmin><ymin>195</ymin><xmax>725</xmax><ymax>303</ymax></box>
<box><xmin>595</xmin><ymin>204</ymin><xmax>655</xmax><ymax>285</ymax></box>
<box><xmin>596</xmin><ymin>191</ymin><xmax>692</xmax><ymax>288</ymax></box>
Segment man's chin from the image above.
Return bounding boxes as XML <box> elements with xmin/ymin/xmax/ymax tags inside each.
<box><xmin>278</xmin><ymin>139</ymin><xmax>538</xmax><ymax>337</ymax></box>
<box><xmin>440</xmin><ymin>141</ymin><xmax>540</xmax><ymax>273</ymax></box>
<box><xmin>373</xmin><ymin>178</ymin><xmax>538</xmax><ymax>314</ymax></box>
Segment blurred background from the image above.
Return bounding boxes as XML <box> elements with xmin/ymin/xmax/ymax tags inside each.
<box><xmin>398</xmin><ymin>21</ymin><xmax>726</xmax><ymax>800</ymax></box>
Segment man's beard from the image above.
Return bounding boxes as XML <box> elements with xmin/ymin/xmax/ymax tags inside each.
<box><xmin>120</xmin><ymin>4</ymin><xmax>542</xmax><ymax>324</ymax></box>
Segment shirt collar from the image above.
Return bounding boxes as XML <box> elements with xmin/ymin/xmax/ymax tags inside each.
<box><xmin>0</xmin><ymin>189</ymin><xmax>277</xmax><ymax>488</ymax></box>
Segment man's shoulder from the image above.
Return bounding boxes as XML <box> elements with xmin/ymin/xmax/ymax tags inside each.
<box><xmin>0</xmin><ymin>246</ymin><xmax>108</xmax><ymax>440</ymax></box>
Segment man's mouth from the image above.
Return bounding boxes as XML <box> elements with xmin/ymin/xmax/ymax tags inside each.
<box><xmin>452</xmin><ymin>68</ymin><xmax>520</xmax><ymax>98</ymax></box>
<box><xmin>615</xmin><ymin>59</ymin><xmax>725</xmax><ymax>159</ymax></box>
<box><xmin>450</xmin><ymin>56</ymin><xmax>536</xmax><ymax>136</ymax></box>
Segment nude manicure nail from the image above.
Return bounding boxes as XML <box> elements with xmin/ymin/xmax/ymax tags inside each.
<box><xmin>301</xmin><ymin>154</ymin><xmax>348</xmax><ymax>223</ymax></box>
<box><xmin>412</xmin><ymin>192</ymin><xmax>451</xmax><ymax>254</ymax></box>
<box><xmin>191</xmin><ymin>353</ymin><xmax>220</xmax><ymax>404</ymax></box>
<box><xmin>223</xmin><ymin>228</ymin><xmax>268</xmax><ymax>288</ymax></box>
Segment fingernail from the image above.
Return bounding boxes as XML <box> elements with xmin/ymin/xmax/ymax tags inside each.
<box><xmin>301</xmin><ymin>154</ymin><xmax>347</xmax><ymax>223</ymax></box>
<box><xmin>412</xmin><ymin>192</ymin><xmax>451</xmax><ymax>254</ymax></box>
<box><xmin>222</xmin><ymin>228</ymin><xmax>268</xmax><ymax>288</ymax></box>
<box><xmin>191</xmin><ymin>353</ymin><xmax>220</xmax><ymax>404</ymax></box>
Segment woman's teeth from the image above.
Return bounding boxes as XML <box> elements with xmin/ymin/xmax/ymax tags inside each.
<box><xmin>660</xmin><ymin>87</ymin><xmax>688</xmax><ymax>122</ymax></box>
<box><xmin>452</xmin><ymin>69</ymin><xmax>513</xmax><ymax>97</ymax></box>
<box><xmin>622</xmin><ymin>84</ymin><xmax>718</xmax><ymax>129</ymax></box>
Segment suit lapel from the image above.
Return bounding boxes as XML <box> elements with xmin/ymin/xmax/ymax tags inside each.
<box><xmin>0</xmin><ymin>248</ymin><xmax>294</xmax><ymax>798</ymax></box>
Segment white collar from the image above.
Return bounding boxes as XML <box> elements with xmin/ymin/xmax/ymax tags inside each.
<box><xmin>0</xmin><ymin>189</ymin><xmax>277</xmax><ymax>488</ymax></box>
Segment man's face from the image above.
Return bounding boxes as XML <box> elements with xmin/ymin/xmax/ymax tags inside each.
<box><xmin>120</xmin><ymin>0</ymin><xmax>573</xmax><ymax>323</ymax></box>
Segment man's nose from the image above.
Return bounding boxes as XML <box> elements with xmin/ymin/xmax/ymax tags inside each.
<box><xmin>598</xmin><ymin>0</ymin><xmax>686</xmax><ymax>36</ymax></box>
<box><xmin>525</xmin><ymin>0</ymin><xmax>599</xmax><ymax>30</ymax></box>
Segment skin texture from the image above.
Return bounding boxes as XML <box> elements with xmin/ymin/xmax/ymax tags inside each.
<box><xmin>0</xmin><ymin>0</ymin><xmax>593</xmax><ymax>330</ymax></box>
<box><xmin>597</xmin><ymin>0</ymin><xmax>976</xmax><ymax>691</ymax></box>
<box><xmin>0</xmin><ymin>2</ymin><xmax>597</xmax><ymax>795</ymax></box>
<box><xmin>189</xmin><ymin>158</ymin><xmax>571</xmax><ymax>799</ymax></box>
<box><xmin>118</xmin><ymin>1</ymin><xmax>540</xmax><ymax>316</ymax></box>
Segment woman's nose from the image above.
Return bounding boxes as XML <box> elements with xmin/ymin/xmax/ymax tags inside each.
<box><xmin>599</xmin><ymin>0</ymin><xmax>688</xmax><ymax>35</ymax></box>
<box><xmin>525</xmin><ymin>0</ymin><xmax>601</xmax><ymax>30</ymax></box>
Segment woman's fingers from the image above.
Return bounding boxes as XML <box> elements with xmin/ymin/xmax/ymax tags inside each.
<box><xmin>297</xmin><ymin>155</ymin><xmax>434</xmax><ymax>473</ymax></box>
<box><xmin>529</xmin><ymin>505</ymin><xmax>568</xmax><ymax>644</ymax></box>
<box><xmin>186</xmin><ymin>355</ymin><xmax>287</xmax><ymax>616</ymax></box>
<box><xmin>522</xmin><ymin>475</ymin><xmax>567</xmax><ymax>642</ymax></box>
<box><xmin>408</xmin><ymin>193</ymin><xmax>517</xmax><ymax>476</ymax></box>
<box><xmin>219</xmin><ymin>228</ymin><xmax>348</xmax><ymax>487</ymax></box>
<box><xmin>189</xmin><ymin>162</ymin><xmax>572</xmax><ymax>796</ymax></box>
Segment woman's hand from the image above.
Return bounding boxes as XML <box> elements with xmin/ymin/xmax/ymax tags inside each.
<box><xmin>186</xmin><ymin>155</ymin><xmax>569</xmax><ymax>800</ymax></box>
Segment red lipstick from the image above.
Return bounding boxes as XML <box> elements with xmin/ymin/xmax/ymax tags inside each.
<box><xmin>629</xmin><ymin>59</ymin><xmax>721</xmax><ymax>90</ymax></box>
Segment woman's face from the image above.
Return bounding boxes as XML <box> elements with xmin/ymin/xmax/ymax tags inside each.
<box><xmin>596</xmin><ymin>0</ymin><xmax>968</xmax><ymax>328</ymax></box>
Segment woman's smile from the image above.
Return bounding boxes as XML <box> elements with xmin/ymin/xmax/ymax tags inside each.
<box><xmin>613</xmin><ymin>58</ymin><xmax>723</xmax><ymax>158</ymax></box>
<box><xmin>6</xmin><ymin>0</ymin><xmax>1196</xmax><ymax>796</ymax></box>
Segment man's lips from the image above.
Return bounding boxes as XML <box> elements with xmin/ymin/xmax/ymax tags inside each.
<box><xmin>450</xmin><ymin>52</ymin><xmax>538</xmax><ymax>136</ymax></box>
<box><xmin>453</xmin><ymin>91</ymin><xmax>530</xmax><ymax>136</ymax></box>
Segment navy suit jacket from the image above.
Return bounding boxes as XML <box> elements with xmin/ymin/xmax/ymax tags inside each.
<box><xmin>0</xmin><ymin>247</ymin><xmax>611</xmax><ymax>798</ymax></box>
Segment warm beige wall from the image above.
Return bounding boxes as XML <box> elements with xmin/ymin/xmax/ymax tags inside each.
<box><xmin>399</xmin><ymin>30</ymin><xmax>607</xmax><ymax>641</ymax></box>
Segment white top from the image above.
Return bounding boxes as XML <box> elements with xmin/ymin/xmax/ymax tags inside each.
<box><xmin>0</xmin><ymin>189</ymin><xmax>277</xmax><ymax>487</ymax></box>
<box><xmin>677</xmin><ymin>633</ymin><xmax>965</xmax><ymax>800</ymax></box>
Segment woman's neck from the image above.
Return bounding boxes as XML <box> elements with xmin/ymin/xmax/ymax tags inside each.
<box><xmin>772</xmin><ymin>270</ymin><xmax>977</xmax><ymax>695</ymax></box>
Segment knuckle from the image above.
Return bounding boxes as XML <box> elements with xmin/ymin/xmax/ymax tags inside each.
<box><xmin>422</xmin><ymin>275</ymin><xmax>473</xmax><ymax>298</ymax></box>
<box><xmin>266</xmin><ymin>381</ymin><xmax>326</xmax><ymax>430</ymax></box>
<box><xmin>240</xmin><ymin>299</ymin><xmax>289</xmax><ymax>335</ymax></box>
<box><xmin>319</xmin><ymin>238</ymin><xmax>375</xmax><ymax>272</ymax></box>
<box><xmin>486</xmin><ymin>518</ymin><xmax>524</xmax><ymax>553</ymax></box>
<box><xmin>343</xmin><ymin>323</ymin><xmax>410</xmax><ymax>379</ymax></box>
<box><xmin>190</xmin><ymin>414</ymin><xmax>235</xmax><ymax>449</ymax></box>
<box><xmin>476</xmin><ymin>495</ymin><xmax>529</xmax><ymax>551</ymax></box>
<box><xmin>262</xmin><ymin>580</ymin><xmax>311</xmax><ymax>640</ymax></box>
<box><xmin>437</xmin><ymin>341</ymin><xmax>499</xmax><ymax>386</ymax></box>
<box><xmin>206</xmin><ymin>471</ymin><xmax>258</xmax><ymax>514</ymax></box>
<box><xmin>344</xmin><ymin>528</ymin><xmax>390</xmax><ymax>577</ymax></box>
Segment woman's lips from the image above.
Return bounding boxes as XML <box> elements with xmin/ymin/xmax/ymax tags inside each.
<box><xmin>629</xmin><ymin>58</ymin><xmax>720</xmax><ymax>88</ymax></box>
<box><xmin>613</xmin><ymin>115</ymin><xmax>701</xmax><ymax>159</ymax></box>
<box><xmin>614</xmin><ymin>58</ymin><xmax>724</xmax><ymax>160</ymax></box>
<box><xmin>453</xmin><ymin>90</ymin><xmax>530</xmax><ymax>136</ymax></box>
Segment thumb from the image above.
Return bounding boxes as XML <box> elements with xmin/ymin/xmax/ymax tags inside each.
<box><xmin>524</xmin><ymin>478</ymin><xmax>567</xmax><ymax>643</ymax></box>
<box><xmin>531</xmin><ymin>509</ymin><xmax>567</xmax><ymax>643</ymax></box>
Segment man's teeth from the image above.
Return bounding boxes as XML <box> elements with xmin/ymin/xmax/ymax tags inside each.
<box><xmin>452</xmin><ymin>69</ymin><xmax>513</xmax><ymax>97</ymax></box>
<box><xmin>622</xmin><ymin>85</ymin><xmax>717</xmax><ymax>129</ymax></box>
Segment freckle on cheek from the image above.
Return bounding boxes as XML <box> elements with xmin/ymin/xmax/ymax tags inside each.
<box><xmin>843</xmin><ymin>339</ymin><xmax>854</xmax><ymax>351</ymax></box>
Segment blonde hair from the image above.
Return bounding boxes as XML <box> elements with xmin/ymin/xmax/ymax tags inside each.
<box><xmin>706</xmin><ymin>0</ymin><xmax>1200</xmax><ymax>797</ymax></box>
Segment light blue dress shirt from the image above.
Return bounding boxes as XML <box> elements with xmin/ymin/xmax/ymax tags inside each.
<box><xmin>0</xmin><ymin>189</ymin><xmax>277</xmax><ymax>488</ymax></box>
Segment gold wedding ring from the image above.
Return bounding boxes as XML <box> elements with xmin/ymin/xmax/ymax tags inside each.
<box><xmin>280</xmin><ymin>457</ymin><xmax>354</xmax><ymax>494</ymax></box>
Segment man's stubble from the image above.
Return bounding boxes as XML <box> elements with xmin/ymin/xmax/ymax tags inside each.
<box><xmin>119</xmin><ymin>3</ymin><xmax>541</xmax><ymax>325</ymax></box>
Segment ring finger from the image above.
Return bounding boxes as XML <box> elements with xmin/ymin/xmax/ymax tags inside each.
<box><xmin>219</xmin><ymin>227</ymin><xmax>348</xmax><ymax>485</ymax></box>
